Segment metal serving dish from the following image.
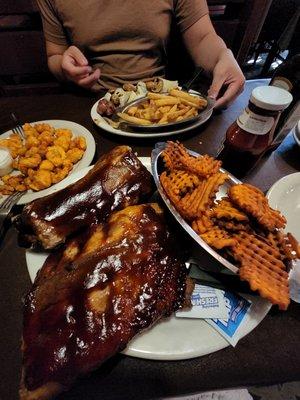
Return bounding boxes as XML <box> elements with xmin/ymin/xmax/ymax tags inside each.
<box><xmin>151</xmin><ymin>142</ymin><xmax>241</xmax><ymax>275</ymax></box>
<box><xmin>116</xmin><ymin>91</ymin><xmax>215</xmax><ymax>132</ymax></box>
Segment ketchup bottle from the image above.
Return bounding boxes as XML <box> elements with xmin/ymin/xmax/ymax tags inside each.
<box><xmin>217</xmin><ymin>86</ymin><xmax>293</xmax><ymax>178</ymax></box>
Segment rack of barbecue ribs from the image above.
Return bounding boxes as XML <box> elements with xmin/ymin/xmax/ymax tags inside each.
<box><xmin>20</xmin><ymin>204</ymin><xmax>187</xmax><ymax>400</ymax></box>
<box><xmin>15</xmin><ymin>146</ymin><xmax>154</xmax><ymax>250</ymax></box>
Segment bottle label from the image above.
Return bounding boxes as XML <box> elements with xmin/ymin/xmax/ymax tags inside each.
<box><xmin>271</xmin><ymin>76</ymin><xmax>293</xmax><ymax>92</ymax></box>
<box><xmin>237</xmin><ymin>107</ymin><xmax>275</xmax><ymax>135</ymax></box>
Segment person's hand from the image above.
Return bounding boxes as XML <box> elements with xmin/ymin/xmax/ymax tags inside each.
<box><xmin>61</xmin><ymin>45</ymin><xmax>100</xmax><ymax>90</ymax></box>
<box><xmin>208</xmin><ymin>49</ymin><xmax>245</xmax><ymax>108</ymax></box>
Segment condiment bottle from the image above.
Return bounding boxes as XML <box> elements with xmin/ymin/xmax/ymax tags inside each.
<box><xmin>268</xmin><ymin>54</ymin><xmax>300</xmax><ymax>151</ymax></box>
<box><xmin>0</xmin><ymin>147</ymin><xmax>13</xmax><ymax>177</ymax></box>
<box><xmin>217</xmin><ymin>86</ymin><xmax>293</xmax><ymax>178</ymax></box>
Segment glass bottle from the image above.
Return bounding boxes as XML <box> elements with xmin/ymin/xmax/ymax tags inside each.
<box><xmin>217</xmin><ymin>86</ymin><xmax>293</xmax><ymax>178</ymax></box>
<box><xmin>268</xmin><ymin>54</ymin><xmax>300</xmax><ymax>150</ymax></box>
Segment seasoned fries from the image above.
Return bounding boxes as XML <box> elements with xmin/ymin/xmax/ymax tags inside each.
<box><xmin>118</xmin><ymin>88</ymin><xmax>207</xmax><ymax>126</ymax></box>
<box><xmin>160</xmin><ymin>141</ymin><xmax>299</xmax><ymax>310</ymax></box>
<box><xmin>0</xmin><ymin>123</ymin><xmax>86</xmax><ymax>195</ymax></box>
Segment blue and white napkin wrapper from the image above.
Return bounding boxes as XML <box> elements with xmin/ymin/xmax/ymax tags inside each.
<box><xmin>176</xmin><ymin>278</ymin><xmax>252</xmax><ymax>346</ymax></box>
<box><xmin>176</xmin><ymin>265</ymin><xmax>253</xmax><ymax>346</ymax></box>
<box><xmin>176</xmin><ymin>284</ymin><xmax>229</xmax><ymax>319</ymax></box>
<box><xmin>205</xmin><ymin>291</ymin><xmax>252</xmax><ymax>346</ymax></box>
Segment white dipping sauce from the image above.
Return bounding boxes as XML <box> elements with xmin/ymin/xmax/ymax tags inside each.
<box><xmin>0</xmin><ymin>148</ymin><xmax>13</xmax><ymax>176</ymax></box>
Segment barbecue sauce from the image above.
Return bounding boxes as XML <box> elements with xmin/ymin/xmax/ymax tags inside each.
<box><xmin>17</xmin><ymin>146</ymin><xmax>154</xmax><ymax>249</ymax></box>
<box><xmin>22</xmin><ymin>205</ymin><xmax>187</xmax><ymax>390</ymax></box>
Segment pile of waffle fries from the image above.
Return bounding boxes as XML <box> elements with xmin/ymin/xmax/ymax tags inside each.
<box><xmin>160</xmin><ymin>141</ymin><xmax>300</xmax><ymax>310</ymax></box>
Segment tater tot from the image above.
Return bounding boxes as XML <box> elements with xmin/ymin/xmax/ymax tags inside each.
<box><xmin>46</xmin><ymin>146</ymin><xmax>66</xmax><ymax>167</ymax></box>
<box><xmin>18</xmin><ymin>154</ymin><xmax>41</xmax><ymax>170</ymax></box>
<box><xmin>25</xmin><ymin>136</ymin><xmax>39</xmax><ymax>149</ymax></box>
<box><xmin>66</xmin><ymin>148</ymin><xmax>84</xmax><ymax>164</ymax></box>
<box><xmin>70</xmin><ymin>136</ymin><xmax>86</xmax><ymax>150</ymax></box>
<box><xmin>39</xmin><ymin>131</ymin><xmax>54</xmax><ymax>145</ymax></box>
<box><xmin>37</xmin><ymin>143</ymin><xmax>49</xmax><ymax>157</ymax></box>
<box><xmin>0</xmin><ymin>184</ymin><xmax>14</xmax><ymax>195</ymax></box>
<box><xmin>55</xmin><ymin>129</ymin><xmax>72</xmax><ymax>139</ymax></box>
<box><xmin>35</xmin><ymin>123</ymin><xmax>53</xmax><ymax>133</ymax></box>
<box><xmin>7</xmin><ymin>175</ymin><xmax>23</xmax><ymax>188</ymax></box>
<box><xmin>25</xmin><ymin>146</ymin><xmax>39</xmax><ymax>157</ymax></box>
<box><xmin>15</xmin><ymin>184</ymin><xmax>27</xmax><ymax>192</ymax></box>
<box><xmin>17</xmin><ymin>147</ymin><xmax>27</xmax><ymax>157</ymax></box>
<box><xmin>51</xmin><ymin>165</ymin><xmax>69</xmax><ymax>184</ymax></box>
<box><xmin>29</xmin><ymin>170</ymin><xmax>52</xmax><ymax>191</ymax></box>
<box><xmin>39</xmin><ymin>160</ymin><xmax>55</xmax><ymax>171</ymax></box>
<box><xmin>54</xmin><ymin>136</ymin><xmax>71</xmax><ymax>151</ymax></box>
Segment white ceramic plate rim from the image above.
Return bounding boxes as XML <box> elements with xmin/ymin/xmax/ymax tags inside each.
<box><xmin>90</xmin><ymin>90</ymin><xmax>213</xmax><ymax>138</ymax></box>
<box><xmin>25</xmin><ymin>158</ymin><xmax>271</xmax><ymax>360</ymax></box>
<box><xmin>267</xmin><ymin>172</ymin><xmax>300</xmax><ymax>241</ymax></box>
<box><xmin>0</xmin><ymin>120</ymin><xmax>96</xmax><ymax>205</ymax></box>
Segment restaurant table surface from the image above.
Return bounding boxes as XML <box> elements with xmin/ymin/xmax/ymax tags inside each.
<box><xmin>1</xmin><ymin>79</ymin><xmax>300</xmax><ymax>400</ymax></box>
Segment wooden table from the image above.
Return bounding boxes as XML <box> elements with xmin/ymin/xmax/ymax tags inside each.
<box><xmin>1</xmin><ymin>80</ymin><xmax>300</xmax><ymax>400</ymax></box>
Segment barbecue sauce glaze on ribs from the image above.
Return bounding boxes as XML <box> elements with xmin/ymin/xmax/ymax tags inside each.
<box><xmin>15</xmin><ymin>146</ymin><xmax>154</xmax><ymax>250</ymax></box>
<box><xmin>20</xmin><ymin>204</ymin><xmax>187</xmax><ymax>400</ymax></box>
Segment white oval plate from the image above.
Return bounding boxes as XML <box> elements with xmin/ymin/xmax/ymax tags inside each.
<box><xmin>0</xmin><ymin>120</ymin><xmax>96</xmax><ymax>205</ymax></box>
<box><xmin>26</xmin><ymin>158</ymin><xmax>271</xmax><ymax>360</ymax></box>
<box><xmin>267</xmin><ymin>172</ymin><xmax>300</xmax><ymax>241</ymax></box>
<box><xmin>90</xmin><ymin>92</ymin><xmax>213</xmax><ymax>139</ymax></box>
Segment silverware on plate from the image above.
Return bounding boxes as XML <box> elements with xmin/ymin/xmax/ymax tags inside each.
<box><xmin>0</xmin><ymin>191</ymin><xmax>23</xmax><ymax>242</ymax></box>
<box><xmin>181</xmin><ymin>66</ymin><xmax>204</xmax><ymax>92</ymax></box>
<box><xmin>10</xmin><ymin>112</ymin><xmax>26</xmax><ymax>140</ymax></box>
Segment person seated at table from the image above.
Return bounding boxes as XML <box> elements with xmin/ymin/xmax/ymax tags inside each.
<box><xmin>36</xmin><ymin>0</ymin><xmax>245</xmax><ymax>108</ymax></box>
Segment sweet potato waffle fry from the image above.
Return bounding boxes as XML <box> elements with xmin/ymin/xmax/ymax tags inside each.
<box><xmin>166</xmin><ymin>170</ymin><xmax>200</xmax><ymax>197</ymax></box>
<box><xmin>230</xmin><ymin>232</ymin><xmax>290</xmax><ymax>310</ymax></box>
<box><xmin>266</xmin><ymin>231</ymin><xmax>297</xmax><ymax>262</ymax></box>
<box><xmin>200</xmin><ymin>227</ymin><xmax>237</xmax><ymax>250</ymax></box>
<box><xmin>215</xmin><ymin>219</ymin><xmax>249</xmax><ymax>232</ymax></box>
<box><xmin>192</xmin><ymin>213</ymin><xmax>214</xmax><ymax>234</ymax></box>
<box><xmin>160</xmin><ymin>171</ymin><xmax>181</xmax><ymax>206</ymax></box>
<box><xmin>228</xmin><ymin>183</ymin><xmax>286</xmax><ymax>231</ymax></box>
<box><xmin>179</xmin><ymin>172</ymin><xmax>228</xmax><ymax>220</ymax></box>
<box><xmin>159</xmin><ymin>141</ymin><xmax>299</xmax><ymax>310</ymax></box>
<box><xmin>212</xmin><ymin>198</ymin><xmax>249</xmax><ymax>222</ymax></box>
<box><xmin>163</xmin><ymin>141</ymin><xmax>221</xmax><ymax>178</ymax></box>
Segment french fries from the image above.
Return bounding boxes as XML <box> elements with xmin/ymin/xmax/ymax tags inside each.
<box><xmin>117</xmin><ymin>112</ymin><xmax>152</xmax><ymax>125</ymax></box>
<box><xmin>169</xmin><ymin>89</ymin><xmax>207</xmax><ymax>108</ymax></box>
<box><xmin>120</xmin><ymin>88</ymin><xmax>208</xmax><ymax>126</ymax></box>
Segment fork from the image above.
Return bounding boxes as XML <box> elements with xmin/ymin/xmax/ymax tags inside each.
<box><xmin>10</xmin><ymin>112</ymin><xmax>26</xmax><ymax>140</ymax></box>
<box><xmin>0</xmin><ymin>191</ymin><xmax>23</xmax><ymax>235</ymax></box>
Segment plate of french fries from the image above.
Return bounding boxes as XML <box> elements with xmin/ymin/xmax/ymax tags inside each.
<box><xmin>91</xmin><ymin>88</ymin><xmax>214</xmax><ymax>138</ymax></box>
<box><xmin>116</xmin><ymin>89</ymin><xmax>213</xmax><ymax>131</ymax></box>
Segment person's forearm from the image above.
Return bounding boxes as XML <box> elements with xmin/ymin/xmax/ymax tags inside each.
<box><xmin>47</xmin><ymin>54</ymin><xmax>66</xmax><ymax>81</ymax></box>
<box><xmin>185</xmin><ymin>31</ymin><xmax>229</xmax><ymax>73</ymax></box>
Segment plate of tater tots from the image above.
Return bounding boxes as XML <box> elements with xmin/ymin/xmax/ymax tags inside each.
<box><xmin>0</xmin><ymin>120</ymin><xmax>95</xmax><ymax>204</ymax></box>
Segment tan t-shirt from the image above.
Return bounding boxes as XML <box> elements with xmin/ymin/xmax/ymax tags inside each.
<box><xmin>37</xmin><ymin>0</ymin><xmax>208</xmax><ymax>89</ymax></box>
